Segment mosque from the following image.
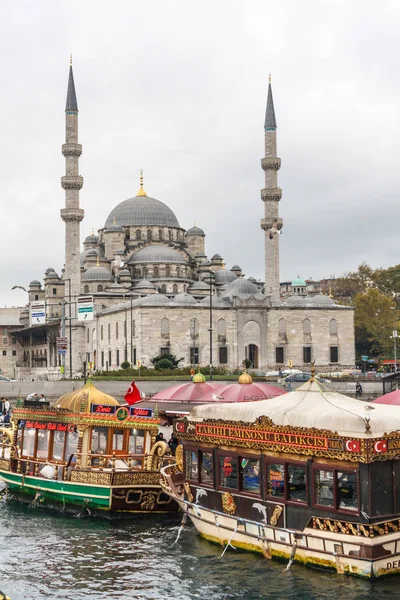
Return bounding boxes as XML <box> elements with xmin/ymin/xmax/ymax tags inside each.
<box><xmin>6</xmin><ymin>65</ymin><xmax>355</xmax><ymax>379</ymax></box>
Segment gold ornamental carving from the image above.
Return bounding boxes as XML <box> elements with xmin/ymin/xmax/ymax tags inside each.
<box><xmin>311</xmin><ymin>516</ymin><xmax>400</xmax><ymax>538</ymax></box>
<box><xmin>184</xmin><ymin>482</ymin><xmax>194</xmax><ymax>502</ymax></box>
<box><xmin>141</xmin><ymin>491</ymin><xmax>156</xmax><ymax>510</ymax></box>
<box><xmin>112</xmin><ymin>471</ymin><xmax>160</xmax><ymax>486</ymax></box>
<box><xmin>70</xmin><ymin>471</ymin><xmax>112</xmax><ymax>485</ymax></box>
<box><xmin>146</xmin><ymin>441</ymin><xmax>168</xmax><ymax>471</ymax></box>
<box><xmin>270</xmin><ymin>505</ymin><xmax>283</xmax><ymax>526</ymax></box>
<box><xmin>221</xmin><ymin>492</ymin><xmax>236</xmax><ymax>515</ymax></box>
<box><xmin>175</xmin><ymin>444</ymin><xmax>183</xmax><ymax>472</ymax></box>
<box><xmin>0</xmin><ymin>459</ymin><xmax>9</xmax><ymax>471</ymax></box>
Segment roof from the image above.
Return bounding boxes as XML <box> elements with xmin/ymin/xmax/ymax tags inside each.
<box><xmin>291</xmin><ymin>276</ymin><xmax>306</xmax><ymax>286</ymax></box>
<box><xmin>217</xmin><ymin>381</ymin><xmax>285</xmax><ymax>403</ymax></box>
<box><xmin>221</xmin><ymin>278</ymin><xmax>264</xmax><ymax>301</ymax></box>
<box><xmin>0</xmin><ymin>315</ymin><xmax>22</xmax><ymax>326</ymax></box>
<box><xmin>186</xmin><ymin>225</ymin><xmax>205</xmax><ymax>236</ymax></box>
<box><xmin>84</xmin><ymin>234</ymin><xmax>98</xmax><ymax>243</ymax></box>
<box><xmin>189</xmin><ymin>379</ymin><xmax>400</xmax><ymax>438</ymax></box>
<box><xmin>66</xmin><ymin>65</ymin><xmax>78</xmax><ymax>112</ymax></box>
<box><xmin>372</xmin><ymin>390</ymin><xmax>400</xmax><ymax>405</ymax></box>
<box><xmin>264</xmin><ymin>81</ymin><xmax>276</xmax><ymax>130</ymax></box>
<box><xmin>128</xmin><ymin>245</ymin><xmax>187</xmax><ymax>265</ymax></box>
<box><xmin>105</xmin><ymin>196</ymin><xmax>180</xmax><ymax>228</ymax></box>
<box><xmin>151</xmin><ymin>381</ymin><xmax>224</xmax><ymax>403</ymax></box>
<box><xmin>170</xmin><ymin>292</ymin><xmax>197</xmax><ymax>305</ymax></box>
<box><xmin>56</xmin><ymin>380</ymin><xmax>119</xmax><ymax>412</ymax></box>
<box><xmin>214</xmin><ymin>270</ymin><xmax>237</xmax><ymax>285</ymax></box>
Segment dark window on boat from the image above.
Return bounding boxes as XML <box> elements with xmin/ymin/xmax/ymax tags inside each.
<box><xmin>185</xmin><ymin>450</ymin><xmax>198</xmax><ymax>481</ymax></box>
<box><xmin>65</xmin><ymin>431</ymin><xmax>79</xmax><ymax>461</ymax></box>
<box><xmin>314</xmin><ymin>468</ymin><xmax>358</xmax><ymax>512</ymax></box>
<box><xmin>330</xmin><ymin>346</ymin><xmax>339</xmax><ymax>363</ymax></box>
<box><xmin>288</xmin><ymin>465</ymin><xmax>307</xmax><ymax>503</ymax></box>
<box><xmin>303</xmin><ymin>346</ymin><xmax>312</xmax><ymax>363</ymax></box>
<box><xmin>91</xmin><ymin>427</ymin><xmax>108</xmax><ymax>455</ymax></box>
<box><xmin>267</xmin><ymin>463</ymin><xmax>285</xmax><ymax>498</ymax></box>
<box><xmin>200</xmin><ymin>451</ymin><xmax>213</xmax><ymax>485</ymax></box>
<box><xmin>22</xmin><ymin>428</ymin><xmax>36</xmax><ymax>457</ymax></box>
<box><xmin>275</xmin><ymin>347</ymin><xmax>284</xmax><ymax>364</ymax></box>
<box><xmin>219</xmin><ymin>455</ymin><xmax>238</xmax><ymax>489</ymax></box>
<box><xmin>241</xmin><ymin>458</ymin><xmax>260</xmax><ymax>494</ymax></box>
<box><xmin>52</xmin><ymin>431</ymin><xmax>66</xmax><ymax>461</ymax></box>
<box><xmin>219</xmin><ymin>347</ymin><xmax>228</xmax><ymax>364</ymax></box>
<box><xmin>36</xmin><ymin>430</ymin><xmax>50</xmax><ymax>459</ymax></box>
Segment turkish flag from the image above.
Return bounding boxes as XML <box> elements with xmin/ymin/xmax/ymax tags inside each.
<box><xmin>374</xmin><ymin>439</ymin><xmax>388</xmax><ymax>454</ymax></box>
<box><xmin>124</xmin><ymin>381</ymin><xmax>142</xmax><ymax>405</ymax></box>
<box><xmin>345</xmin><ymin>439</ymin><xmax>361</xmax><ymax>453</ymax></box>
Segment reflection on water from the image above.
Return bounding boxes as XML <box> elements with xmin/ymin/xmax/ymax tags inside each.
<box><xmin>1</xmin><ymin>495</ymin><xmax>400</xmax><ymax>600</ymax></box>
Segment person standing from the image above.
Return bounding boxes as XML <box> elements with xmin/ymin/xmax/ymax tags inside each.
<box><xmin>4</xmin><ymin>398</ymin><xmax>10</xmax><ymax>413</ymax></box>
<box><xmin>356</xmin><ymin>382</ymin><xmax>362</xmax><ymax>398</ymax></box>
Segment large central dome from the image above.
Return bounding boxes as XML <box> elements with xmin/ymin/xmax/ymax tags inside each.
<box><xmin>104</xmin><ymin>195</ymin><xmax>180</xmax><ymax>229</ymax></box>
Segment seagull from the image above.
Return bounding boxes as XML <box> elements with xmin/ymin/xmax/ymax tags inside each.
<box><xmin>212</xmin><ymin>394</ymin><xmax>224</xmax><ymax>401</ymax></box>
<box><xmin>268</xmin><ymin>220</ymin><xmax>283</xmax><ymax>239</ymax></box>
<box><xmin>364</xmin><ymin>405</ymin><xmax>375</xmax><ymax>411</ymax></box>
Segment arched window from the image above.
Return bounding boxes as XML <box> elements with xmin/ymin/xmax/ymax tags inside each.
<box><xmin>302</xmin><ymin>318</ymin><xmax>311</xmax><ymax>335</ymax></box>
<box><xmin>84</xmin><ymin>285</ymin><xmax>89</xmax><ymax>293</ymax></box>
<box><xmin>147</xmin><ymin>229</ymin><xmax>152</xmax><ymax>240</ymax></box>
<box><xmin>154</xmin><ymin>266</ymin><xmax>159</xmax><ymax>278</ymax></box>
<box><xmin>278</xmin><ymin>318</ymin><xmax>287</xmax><ymax>336</ymax></box>
<box><xmin>190</xmin><ymin>318</ymin><xmax>199</xmax><ymax>338</ymax></box>
<box><xmin>136</xmin><ymin>229</ymin><xmax>141</xmax><ymax>240</ymax></box>
<box><xmin>160</xmin><ymin>284</ymin><xmax>166</xmax><ymax>294</ymax></box>
<box><xmin>108</xmin><ymin>324</ymin><xmax>111</xmax><ymax>340</ymax></box>
<box><xmin>143</xmin><ymin>267</ymin><xmax>147</xmax><ymax>278</ymax></box>
<box><xmin>169</xmin><ymin>230</ymin><xmax>173</xmax><ymax>241</ymax></box>
<box><xmin>173</xmin><ymin>284</ymin><xmax>178</xmax><ymax>293</ymax></box>
<box><xmin>159</xmin><ymin>229</ymin><xmax>163</xmax><ymax>240</ymax></box>
<box><xmin>176</xmin><ymin>267</ymin><xmax>180</xmax><ymax>278</ymax></box>
<box><xmin>161</xmin><ymin>317</ymin><xmax>170</xmax><ymax>337</ymax></box>
<box><xmin>166</xmin><ymin>266</ymin><xmax>171</xmax><ymax>277</ymax></box>
<box><xmin>97</xmin><ymin>284</ymin><xmax>103</xmax><ymax>292</ymax></box>
<box><xmin>101</xmin><ymin>325</ymin><xmax>103</xmax><ymax>340</ymax></box>
<box><xmin>329</xmin><ymin>318</ymin><xmax>338</xmax><ymax>335</ymax></box>
<box><xmin>217</xmin><ymin>318</ymin><xmax>227</xmax><ymax>337</ymax></box>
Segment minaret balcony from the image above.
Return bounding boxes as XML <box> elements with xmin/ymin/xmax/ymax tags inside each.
<box><xmin>62</xmin><ymin>143</ymin><xmax>82</xmax><ymax>157</ymax></box>
<box><xmin>261</xmin><ymin>157</ymin><xmax>281</xmax><ymax>171</ymax></box>
<box><xmin>261</xmin><ymin>217</ymin><xmax>283</xmax><ymax>231</ymax></box>
<box><xmin>61</xmin><ymin>175</ymin><xmax>84</xmax><ymax>190</ymax></box>
<box><xmin>60</xmin><ymin>207</ymin><xmax>84</xmax><ymax>222</ymax></box>
<box><xmin>261</xmin><ymin>187</ymin><xmax>282</xmax><ymax>202</ymax></box>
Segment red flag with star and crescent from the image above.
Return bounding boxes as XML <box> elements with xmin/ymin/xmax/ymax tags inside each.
<box><xmin>345</xmin><ymin>440</ymin><xmax>361</xmax><ymax>453</ymax></box>
<box><xmin>124</xmin><ymin>381</ymin><xmax>142</xmax><ymax>405</ymax></box>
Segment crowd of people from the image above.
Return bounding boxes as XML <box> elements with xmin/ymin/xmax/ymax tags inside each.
<box><xmin>0</xmin><ymin>397</ymin><xmax>10</xmax><ymax>424</ymax></box>
<box><xmin>155</xmin><ymin>431</ymin><xmax>179</xmax><ymax>455</ymax></box>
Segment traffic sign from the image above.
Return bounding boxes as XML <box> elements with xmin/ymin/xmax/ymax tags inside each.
<box><xmin>59</xmin><ymin>366</ymin><xmax>65</xmax><ymax>374</ymax></box>
<box><xmin>30</xmin><ymin>301</ymin><xmax>46</xmax><ymax>325</ymax></box>
<box><xmin>136</xmin><ymin>360</ymin><xmax>141</xmax><ymax>368</ymax></box>
<box><xmin>361</xmin><ymin>356</ymin><xmax>368</xmax><ymax>361</ymax></box>
<box><xmin>77</xmin><ymin>296</ymin><xmax>94</xmax><ymax>321</ymax></box>
<box><xmin>57</xmin><ymin>336</ymin><xmax>68</xmax><ymax>355</ymax></box>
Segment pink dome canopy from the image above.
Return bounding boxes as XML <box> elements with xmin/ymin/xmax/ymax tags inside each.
<box><xmin>217</xmin><ymin>381</ymin><xmax>285</xmax><ymax>403</ymax></box>
<box><xmin>371</xmin><ymin>389</ymin><xmax>400</xmax><ymax>405</ymax></box>
<box><xmin>151</xmin><ymin>381</ymin><xmax>224</xmax><ymax>404</ymax></box>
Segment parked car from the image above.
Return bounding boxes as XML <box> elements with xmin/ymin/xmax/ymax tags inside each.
<box><xmin>281</xmin><ymin>372</ymin><xmax>331</xmax><ymax>384</ymax></box>
<box><xmin>0</xmin><ymin>375</ymin><xmax>16</xmax><ymax>382</ymax></box>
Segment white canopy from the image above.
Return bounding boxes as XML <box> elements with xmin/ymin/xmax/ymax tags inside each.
<box><xmin>189</xmin><ymin>379</ymin><xmax>400</xmax><ymax>438</ymax></box>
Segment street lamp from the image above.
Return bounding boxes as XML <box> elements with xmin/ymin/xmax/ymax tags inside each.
<box><xmin>205</xmin><ymin>270</ymin><xmax>216</xmax><ymax>381</ymax></box>
<box><xmin>391</xmin><ymin>306</ymin><xmax>397</xmax><ymax>373</ymax></box>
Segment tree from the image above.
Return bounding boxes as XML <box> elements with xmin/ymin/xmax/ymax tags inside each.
<box><xmin>150</xmin><ymin>354</ymin><xmax>183</xmax><ymax>369</ymax></box>
<box><xmin>155</xmin><ymin>358</ymin><xmax>175</xmax><ymax>370</ymax></box>
<box><xmin>120</xmin><ymin>361</ymin><xmax>131</xmax><ymax>370</ymax></box>
<box><xmin>354</xmin><ymin>288</ymin><xmax>394</xmax><ymax>358</ymax></box>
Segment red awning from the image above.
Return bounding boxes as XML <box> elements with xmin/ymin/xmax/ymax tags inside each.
<box><xmin>151</xmin><ymin>381</ymin><xmax>224</xmax><ymax>403</ymax></box>
<box><xmin>216</xmin><ymin>381</ymin><xmax>285</xmax><ymax>403</ymax></box>
<box><xmin>372</xmin><ymin>389</ymin><xmax>400</xmax><ymax>405</ymax></box>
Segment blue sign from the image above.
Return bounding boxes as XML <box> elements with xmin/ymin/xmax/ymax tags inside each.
<box><xmin>130</xmin><ymin>407</ymin><xmax>153</xmax><ymax>418</ymax></box>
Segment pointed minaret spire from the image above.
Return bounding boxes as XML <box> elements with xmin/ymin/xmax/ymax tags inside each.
<box><xmin>260</xmin><ymin>76</ymin><xmax>282</xmax><ymax>300</ymax></box>
<box><xmin>264</xmin><ymin>75</ymin><xmax>277</xmax><ymax>130</ymax></box>
<box><xmin>137</xmin><ymin>169</ymin><xmax>147</xmax><ymax>197</ymax></box>
<box><xmin>66</xmin><ymin>56</ymin><xmax>78</xmax><ymax>112</ymax></box>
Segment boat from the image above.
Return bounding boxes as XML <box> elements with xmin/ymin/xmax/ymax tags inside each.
<box><xmin>0</xmin><ymin>381</ymin><xmax>178</xmax><ymax>515</ymax></box>
<box><xmin>161</xmin><ymin>368</ymin><xmax>400</xmax><ymax>578</ymax></box>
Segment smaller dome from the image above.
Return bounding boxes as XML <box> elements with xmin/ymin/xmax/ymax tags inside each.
<box><xmin>214</xmin><ymin>270</ymin><xmax>237</xmax><ymax>285</ymax></box>
<box><xmin>231</xmin><ymin>265</ymin><xmax>241</xmax><ymax>271</ymax></box>
<box><xmin>85</xmin><ymin>234</ymin><xmax>98</xmax><ymax>243</ymax></box>
<box><xmin>193</xmin><ymin>370</ymin><xmax>206</xmax><ymax>383</ymax></box>
<box><xmin>200</xmin><ymin>259</ymin><xmax>211</xmax><ymax>266</ymax></box>
<box><xmin>189</xmin><ymin>280</ymin><xmax>210</xmax><ymax>290</ymax></box>
<box><xmin>119</xmin><ymin>268</ymin><xmax>131</xmax><ymax>276</ymax></box>
<box><xmin>248</xmin><ymin>276</ymin><xmax>256</xmax><ymax>282</ymax></box>
<box><xmin>140</xmin><ymin>293</ymin><xmax>170</xmax><ymax>306</ymax></box>
<box><xmin>115</xmin><ymin>248</ymin><xmax>126</xmax><ymax>255</ymax></box>
<box><xmin>291</xmin><ymin>276</ymin><xmax>306</xmax><ymax>287</ymax></box>
<box><xmin>45</xmin><ymin>268</ymin><xmax>56</xmax><ymax>275</ymax></box>
<box><xmin>56</xmin><ymin>380</ymin><xmax>119</xmax><ymax>412</ymax></box>
<box><xmin>221</xmin><ymin>278</ymin><xmax>264</xmax><ymax>301</ymax></box>
<box><xmin>238</xmin><ymin>370</ymin><xmax>253</xmax><ymax>384</ymax></box>
<box><xmin>133</xmin><ymin>279</ymin><xmax>156</xmax><ymax>290</ymax></box>
<box><xmin>308</xmin><ymin>294</ymin><xmax>336</xmax><ymax>306</ymax></box>
<box><xmin>170</xmin><ymin>292</ymin><xmax>197</xmax><ymax>305</ymax></box>
<box><xmin>211</xmin><ymin>253</ymin><xmax>222</xmax><ymax>260</ymax></box>
<box><xmin>85</xmin><ymin>249</ymin><xmax>98</xmax><ymax>257</ymax></box>
<box><xmin>29</xmin><ymin>280</ymin><xmax>41</xmax><ymax>287</ymax></box>
<box><xmin>128</xmin><ymin>245</ymin><xmax>187</xmax><ymax>265</ymax></box>
<box><xmin>284</xmin><ymin>294</ymin><xmax>307</xmax><ymax>307</ymax></box>
<box><xmin>82</xmin><ymin>266</ymin><xmax>113</xmax><ymax>282</ymax></box>
<box><xmin>186</xmin><ymin>225</ymin><xmax>205</xmax><ymax>236</ymax></box>
<box><xmin>106</xmin><ymin>224</ymin><xmax>124</xmax><ymax>233</ymax></box>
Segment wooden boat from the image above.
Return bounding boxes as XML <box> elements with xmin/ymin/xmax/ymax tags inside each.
<box><xmin>161</xmin><ymin>369</ymin><xmax>400</xmax><ymax>578</ymax></box>
<box><xmin>0</xmin><ymin>381</ymin><xmax>178</xmax><ymax>515</ymax></box>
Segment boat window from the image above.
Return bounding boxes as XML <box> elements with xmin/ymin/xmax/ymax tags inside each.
<box><xmin>91</xmin><ymin>427</ymin><xmax>108</xmax><ymax>454</ymax></box>
<box><xmin>337</xmin><ymin>471</ymin><xmax>358</xmax><ymax>511</ymax></box>
<box><xmin>22</xmin><ymin>429</ymin><xmax>36</xmax><ymax>457</ymax></box>
<box><xmin>315</xmin><ymin>470</ymin><xmax>334</xmax><ymax>507</ymax></box>
<box><xmin>186</xmin><ymin>450</ymin><xmax>198</xmax><ymax>481</ymax></box>
<box><xmin>241</xmin><ymin>458</ymin><xmax>260</xmax><ymax>494</ymax></box>
<box><xmin>52</xmin><ymin>431</ymin><xmax>66</xmax><ymax>460</ymax></box>
<box><xmin>288</xmin><ymin>465</ymin><xmax>307</xmax><ymax>503</ymax></box>
<box><xmin>219</xmin><ymin>455</ymin><xmax>238</xmax><ymax>489</ymax></box>
<box><xmin>36</xmin><ymin>430</ymin><xmax>50</xmax><ymax>459</ymax></box>
<box><xmin>65</xmin><ymin>431</ymin><xmax>79</xmax><ymax>460</ymax></box>
<box><xmin>200</xmin><ymin>451</ymin><xmax>213</xmax><ymax>485</ymax></box>
<box><xmin>267</xmin><ymin>463</ymin><xmax>285</xmax><ymax>498</ymax></box>
<box><xmin>129</xmin><ymin>429</ymin><xmax>144</xmax><ymax>455</ymax></box>
<box><xmin>113</xmin><ymin>429</ymin><xmax>124</xmax><ymax>451</ymax></box>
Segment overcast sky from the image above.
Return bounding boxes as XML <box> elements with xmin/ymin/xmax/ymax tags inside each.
<box><xmin>1</xmin><ymin>0</ymin><xmax>399</xmax><ymax>307</ymax></box>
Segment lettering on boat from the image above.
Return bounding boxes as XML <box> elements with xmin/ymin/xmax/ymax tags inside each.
<box><xmin>25</xmin><ymin>421</ymin><xmax>75</xmax><ymax>432</ymax></box>
<box><xmin>130</xmin><ymin>407</ymin><xmax>153</xmax><ymax>418</ymax></box>
<box><xmin>91</xmin><ymin>404</ymin><xmax>116</xmax><ymax>414</ymax></box>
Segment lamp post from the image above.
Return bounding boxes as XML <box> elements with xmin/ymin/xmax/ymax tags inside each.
<box><xmin>207</xmin><ymin>270</ymin><xmax>215</xmax><ymax>381</ymax></box>
<box><xmin>130</xmin><ymin>293</ymin><xmax>134</xmax><ymax>366</ymax></box>
<box><xmin>391</xmin><ymin>306</ymin><xmax>397</xmax><ymax>373</ymax></box>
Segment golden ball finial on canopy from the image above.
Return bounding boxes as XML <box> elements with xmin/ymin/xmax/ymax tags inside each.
<box><xmin>193</xmin><ymin>367</ymin><xmax>206</xmax><ymax>383</ymax></box>
<box><xmin>137</xmin><ymin>169</ymin><xmax>147</xmax><ymax>197</ymax></box>
<box><xmin>238</xmin><ymin>368</ymin><xmax>252</xmax><ymax>384</ymax></box>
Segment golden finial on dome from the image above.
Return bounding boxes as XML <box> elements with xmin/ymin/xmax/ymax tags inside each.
<box><xmin>310</xmin><ymin>360</ymin><xmax>316</xmax><ymax>382</ymax></box>
<box><xmin>137</xmin><ymin>169</ymin><xmax>147</xmax><ymax>197</ymax></box>
<box><xmin>193</xmin><ymin>367</ymin><xmax>206</xmax><ymax>383</ymax></box>
<box><xmin>96</xmin><ymin>255</ymin><xmax>100</xmax><ymax>267</ymax></box>
<box><xmin>269</xmin><ymin>72</ymin><xmax>271</xmax><ymax>84</ymax></box>
<box><xmin>70</xmin><ymin>54</ymin><xmax>73</xmax><ymax>66</ymax></box>
<box><xmin>238</xmin><ymin>368</ymin><xmax>253</xmax><ymax>384</ymax></box>
<box><xmin>113</xmin><ymin>217</ymin><xmax>116</xmax><ymax>225</ymax></box>
<box><xmin>92</xmin><ymin>228</ymin><xmax>94</xmax><ymax>235</ymax></box>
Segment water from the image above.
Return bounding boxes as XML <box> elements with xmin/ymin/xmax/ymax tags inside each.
<box><xmin>1</xmin><ymin>496</ymin><xmax>400</xmax><ymax>600</ymax></box>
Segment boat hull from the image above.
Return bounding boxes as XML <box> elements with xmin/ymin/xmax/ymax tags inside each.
<box><xmin>184</xmin><ymin>502</ymin><xmax>400</xmax><ymax>579</ymax></box>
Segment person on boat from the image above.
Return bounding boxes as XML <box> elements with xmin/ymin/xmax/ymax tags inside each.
<box><xmin>4</xmin><ymin>398</ymin><xmax>10</xmax><ymax>413</ymax></box>
<box><xmin>356</xmin><ymin>382</ymin><xmax>362</xmax><ymax>398</ymax></box>
<box><xmin>3</xmin><ymin>411</ymin><xmax>10</xmax><ymax>425</ymax></box>
<box><xmin>156</xmin><ymin>432</ymin><xmax>165</xmax><ymax>443</ymax></box>
<box><xmin>168</xmin><ymin>433</ymin><xmax>179</xmax><ymax>455</ymax></box>
<box><xmin>39</xmin><ymin>394</ymin><xmax>46</xmax><ymax>402</ymax></box>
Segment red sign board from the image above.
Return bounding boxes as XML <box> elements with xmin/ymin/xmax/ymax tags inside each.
<box><xmin>130</xmin><ymin>407</ymin><xmax>153</xmax><ymax>418</ymax></box>
<box><xmin>25</xmin><ymin>421</ymin><xmax>75</xmax><ymax>432</ymax></box>
<box><xmin>91</xmin><ymin>404</ymin><xmax>116</xmax><ymax>414</ymax></box>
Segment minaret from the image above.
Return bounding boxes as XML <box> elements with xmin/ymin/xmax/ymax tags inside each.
<box><xmin>260</xmin><ymin>76</ymin><xmax>282</xmax><ymax>300</ymax></box>
<box><xmin>60</xmin><ymin>57</ymin><xmax>84</xmax><ymax>302</ymax></box>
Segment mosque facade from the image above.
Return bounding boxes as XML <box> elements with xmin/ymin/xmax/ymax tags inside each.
<box><xmin>6</xmin><ymin>65</ymin><xmax>355</xmax><ymax>380</ymax></box>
